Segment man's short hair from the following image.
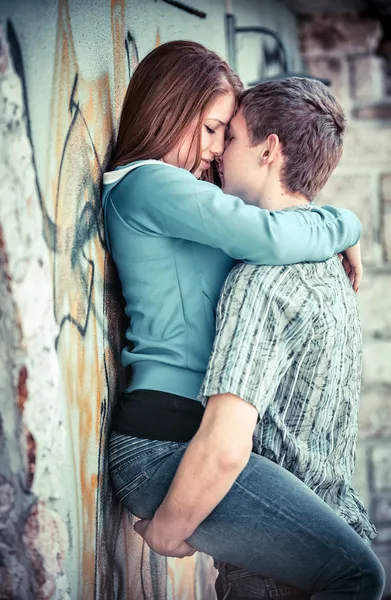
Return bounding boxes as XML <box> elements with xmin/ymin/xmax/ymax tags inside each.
<box><xmin>240</xmin><ymin>77</ymin><xmax>346</xmax><ymax>200</ymax></box>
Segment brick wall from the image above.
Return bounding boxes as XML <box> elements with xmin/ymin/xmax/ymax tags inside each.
<box><xmin>300</xmin><ymin>13</ymin><xmax>391</xmax><ymax>595</ymax></box>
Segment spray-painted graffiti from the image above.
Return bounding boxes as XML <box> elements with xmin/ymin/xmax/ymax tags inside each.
<box><xmin>3</xmin><ymin>0</ymin><xmax>216</xmax><ymax>597</ymax></box>
<box><xmin>261</xmin><ymin>37</ymin><xmax>287</xmax><ymax>76</ymax></box>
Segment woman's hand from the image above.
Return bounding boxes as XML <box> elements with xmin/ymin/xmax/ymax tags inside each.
<box><xmin>134</xmin><ymin>518</ymin><xmax>197</xmax><ymax>558</ymax></box>
<box><xmin>339</xmin><ymin>242</ymin><xmax>362</xmax><ymax>292</ymax></box>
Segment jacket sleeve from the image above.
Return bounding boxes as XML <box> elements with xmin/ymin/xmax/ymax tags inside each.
<box><xmin>108</xmin><ymin>163</ymin><xmax>361</xmax><ymax>265</ymax></box>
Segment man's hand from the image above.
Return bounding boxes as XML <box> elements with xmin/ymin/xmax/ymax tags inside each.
<box><xmin>339</xmin><ymin>242</ymin><xmax>362</xmax><ymax>292</ymax></box>
<box><xmin>134</xmin><ymin>518</ymin><xmax>197</xmax><ymax>558</ymax></box>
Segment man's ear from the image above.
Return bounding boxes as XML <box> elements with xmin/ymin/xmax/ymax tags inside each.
<box><xmin>260</xmin><ymin>134</ymin><xmax>280</xmax><ymax>164</ymax></box>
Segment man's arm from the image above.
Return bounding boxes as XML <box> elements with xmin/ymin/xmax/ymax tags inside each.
<box><xmin>135</xmin><ymin>264</ymin><xmax>314</xmax><ymax>556</ymax></box>
<box><xmin>135</xmin><ymin>393</ymin><xmax>257</xmax><ymax>556</ymax></box>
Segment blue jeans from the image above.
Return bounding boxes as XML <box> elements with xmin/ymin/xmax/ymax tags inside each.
<box><xmin>214</xmin><ymin>561</ymin><xmax>309</xmax><ymax>599</ymax></box>
<box><xmin>109</xmin><ymin>432</ymin><xmax>385</xmax><ymax>599</ymax></box>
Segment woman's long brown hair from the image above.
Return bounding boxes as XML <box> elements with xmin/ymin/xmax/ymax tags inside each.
<box><xmin>110</xmin><ymin>41</ymin><xmax>243</xmax><ymax>182</ymax></box>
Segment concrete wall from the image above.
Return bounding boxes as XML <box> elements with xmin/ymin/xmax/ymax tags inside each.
<box><xmin>0</xmin><ymin>1</ymin><xmax>301</xmax><ymax>598</ymax></box>
<box><xmin>301</xmin><ymin>13</ymin><xmax>391</xmax><ymax>596</ymax></box>
<box><xmin>235</xmin><ymin>0</ymin><xmax>302</xmax><ymax>86</ymax></box>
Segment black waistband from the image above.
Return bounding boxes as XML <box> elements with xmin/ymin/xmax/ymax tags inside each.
<box><xmin>110</xmin><ymin>389</ymin><xmax>205</xmax><ymax>442</ymax></box>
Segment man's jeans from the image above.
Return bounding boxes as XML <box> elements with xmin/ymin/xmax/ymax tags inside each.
<box><xmin>214</xmin><ymin>560</ymin><xmax>309</xmax><ymax>599</ymax></box>
<box><xmin>109</xmin><ymin>432</ymin><xmax>385</xmax><ymax>599</ymax></box>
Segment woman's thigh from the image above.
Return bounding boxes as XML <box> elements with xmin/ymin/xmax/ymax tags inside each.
<box><xmin>109</xmin><ymin>435</ymin><xmax>384</xmax><ymax>598</ymax></box>
<box><xmin>108</xmin><ymin>432</ymin><xmax>187</xmax><ymax>514</ymax></box>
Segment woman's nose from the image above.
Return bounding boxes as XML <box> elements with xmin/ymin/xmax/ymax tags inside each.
<box><xmin>210</xmin><ymin>131</ymin><xmax>225</xmax><ymax>157</ymax></box>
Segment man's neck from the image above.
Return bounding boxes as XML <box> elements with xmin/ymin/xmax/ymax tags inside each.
<box><xmin>260</xmin><ymin>182</ymin><xmax>309</xmax><ymax>210</ymax></box>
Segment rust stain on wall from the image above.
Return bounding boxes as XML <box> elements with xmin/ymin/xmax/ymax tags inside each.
<box><xmin>112</xmin><ymin>0</ymin><xmax>127</xmax><ymax>125</ymax></box>
<box><xmin>44</xmin><ymin>0</ymin><xmax>116</xmax><ymax>595</ymax></box>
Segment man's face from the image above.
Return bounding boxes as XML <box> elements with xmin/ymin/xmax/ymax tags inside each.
<box><xmin>220</xmin><ymin>110</ymin><xmax>265</xmax><ymax>204</ymax></box>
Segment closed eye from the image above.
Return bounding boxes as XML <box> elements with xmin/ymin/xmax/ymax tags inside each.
<box><xmin>205</xmin><ymin>125</ymin><xmax>215</xmax><ymax>134</ymax></box>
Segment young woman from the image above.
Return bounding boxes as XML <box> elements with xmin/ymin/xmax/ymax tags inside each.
<box><xmin>102</xmin><ymin>41</ymin><xmax>384</xmax><ymax>599</ymax></box>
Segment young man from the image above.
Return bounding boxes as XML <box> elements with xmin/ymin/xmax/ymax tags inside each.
<box><xmin>199</xmin><ymin>77</ymin><xmax>377</xmax><ymax>598</ymax></box>
<box><xmin>135</xmin><ymin>78</ymin><xmax>381</xmax><ymax>596</ymax></box>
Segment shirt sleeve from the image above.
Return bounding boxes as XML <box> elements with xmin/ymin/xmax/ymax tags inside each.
<box><xmin>198</xmin><ymin>264</ymin><xmax>316</xmax><ymax>418</ymax></box>
<box><xmin>108</xmin><ymin>163</ymin><xmax>361</xmax><ymax>266</ymax></box>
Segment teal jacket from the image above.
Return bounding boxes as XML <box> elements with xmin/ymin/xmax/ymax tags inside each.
<box><xmin>101</xmin><ymin>160</ymin><xmax>360</xmax><ymax>400</ymax></box>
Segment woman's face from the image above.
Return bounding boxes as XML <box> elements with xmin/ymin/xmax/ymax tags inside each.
<box><xmin>163</xmin><ymin>92</ymin><xmax>236</xmax><ymax>179</ymax></box>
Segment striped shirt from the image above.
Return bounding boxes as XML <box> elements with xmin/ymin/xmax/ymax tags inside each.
<box><xmin>198</xmin><ymin>254</ymin><xmax>376</xmax><ymax>543</ymax></box>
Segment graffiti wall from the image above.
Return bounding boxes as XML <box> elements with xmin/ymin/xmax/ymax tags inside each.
<box><xmin>0</xmin><ymin>0</ymin><xmax>301</xmax><ymax>598</ymax></box>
